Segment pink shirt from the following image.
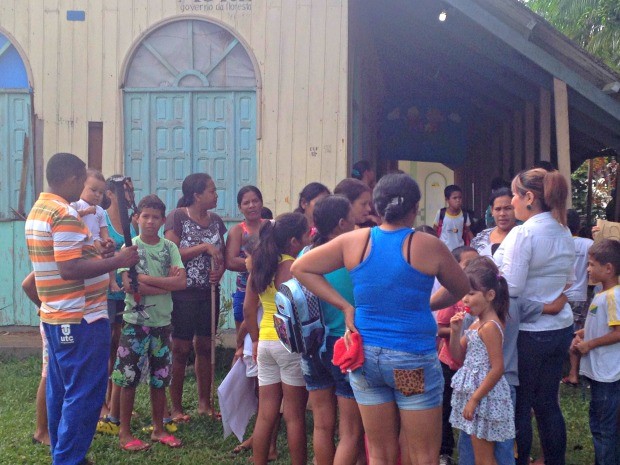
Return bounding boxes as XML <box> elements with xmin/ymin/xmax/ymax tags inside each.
<box><xmin>436</xmin><ymin>301</ymin><xmax>465</xmax><ymax>371</ymax></box>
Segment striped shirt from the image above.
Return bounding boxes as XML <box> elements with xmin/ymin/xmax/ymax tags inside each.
<box><xmin>25</xmin><ymin>193</ymin><xmax>109</xmax><ymax>324</ymax></box>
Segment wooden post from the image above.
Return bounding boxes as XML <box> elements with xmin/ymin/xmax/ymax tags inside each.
<box><xmin>554</xmin><ymin>78</ymin><xmax>572</xmax><ymax>207</ymax></box>
<box><xmin>513</xmin><ymin>110</ymin><xmax>523</xmax><ymax>175</ymax></box>
<box><xmin>525</xmin><ymin>101</ymin><xmax>535</xmax><ymax>169</ymax></box>
<box><xmin>539</xmin><ymin>88</ymin><xmax>551</xmax><ymax>162</ymax></box>
<box><xmin>586</xmin><ymin>158</ymin><xmax>593</xmax><ymax>227</ymax></box>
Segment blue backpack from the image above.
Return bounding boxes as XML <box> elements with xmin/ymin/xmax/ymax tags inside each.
<box><xmin>273</xmin><ymin>278</ymin><xmax>325</xmax><ymax>355</ymax></box>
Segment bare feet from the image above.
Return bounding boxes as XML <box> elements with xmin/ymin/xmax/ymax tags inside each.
<box><xmin>32</xmin><ymin>434</ymin><xmax>50</xmax><ymax>446</ymax></box>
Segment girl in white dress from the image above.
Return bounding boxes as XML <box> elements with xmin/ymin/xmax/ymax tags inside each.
<box><xmin>449</xmin><ymin>257</ymin><xmax>514</xmax><ymax>465</ymax></box>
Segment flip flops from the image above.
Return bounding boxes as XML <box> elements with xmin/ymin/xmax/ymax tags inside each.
<box><xmin>561</xmin><ymin>376</ymin><xmax>579</xmax><ymax>387</ymax></box>
<box><xmin>171</xmin><ymin>413</ymin><xmax>191</xmax><ymax>423</ymax></box>
<box><xmin>120</xmin><ymin>438</ymin><xmax>151</xmax><ymax>452</ymax></box>
<box><xmin>152</xmin><ymin>434</ymin><xmax>182</xmax><ymax>448</ymax></box>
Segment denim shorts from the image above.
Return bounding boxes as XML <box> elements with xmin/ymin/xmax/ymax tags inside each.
<box><xmin>348</xmin><ymin>345</ymin><xmax>443</xmax><ymax>410</ymax></box>
<box><xmin>301</xmin><ymin>336</ymin><xmax>355</xmax><ymax>399</ymax></box>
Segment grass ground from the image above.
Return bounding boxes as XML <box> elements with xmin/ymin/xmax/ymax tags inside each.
<box><xmin>0</xmin><ymin>350</ymin><xmax>594</xmax><ymax>465</ymax></box>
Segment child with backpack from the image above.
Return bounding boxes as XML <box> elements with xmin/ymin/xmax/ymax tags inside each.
<box><xmin>300</xmin><ymin>195</ymin><xmax>365</xmax><ymax>465</ymax></box>
<box><xmin>449</xmin><ymin>257</ymin><xmax>514</xmax><ymax>464</ymax></box>
<box><xmin>434</xmin><ymin>185</ymin><xmax>473</xmax><ymax>251</ymax></box>
<box><xmin>244</xmin><ymin>212</ymin><xmax>311</xmax><ymax>465</ymax></box>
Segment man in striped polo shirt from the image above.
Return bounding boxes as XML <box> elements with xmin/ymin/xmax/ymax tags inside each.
<box><xmin>25</xmin><ymin>153</ymin><xmax>139</xmax><ymax>465</ymax></box>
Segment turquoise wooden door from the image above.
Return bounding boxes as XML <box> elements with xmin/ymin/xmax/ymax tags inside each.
<box><xmin>0</xmin><ymin>32</ymin><xmax>36</xmax><ymax>326</ymax></box>
<box><xmin>123</xmin><ymin>19</ymin><xmax>258</xmax><ymax>328</ymax></box>
<box><xmin>125</xmin><ymin>91</ymin><xmax>255</xmax><ymax>218</ymax></box>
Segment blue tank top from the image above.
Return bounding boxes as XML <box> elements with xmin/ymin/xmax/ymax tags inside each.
<box><xmin>349</xmin><ymin>227</ymin><xmax>436</xmax><ymax>354</ymax></box>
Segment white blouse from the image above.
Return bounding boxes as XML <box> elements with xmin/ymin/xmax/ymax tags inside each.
<box><xmin>495</xmin><ymin>212</ymin><xmax>575</xmax><ymax>331</ymax></box>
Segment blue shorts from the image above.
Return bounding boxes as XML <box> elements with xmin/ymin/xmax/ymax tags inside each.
<box><xmin>232</xmin><ymin>290</ymin><xmax>245</xmax><ymax>323</ymax></box>
<box><xmin>301</xmin><ymin>336</ymin><xmax>355</xmax><ymax>399</ymax></box>
<box><xmin>349</xmin><ymin>345</ymin><xmax>443</xmax><ymax>410</ymax></box>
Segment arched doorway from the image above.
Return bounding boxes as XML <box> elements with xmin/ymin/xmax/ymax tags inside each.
<box><xmin>122</xmin><ymin>19</ymin><xmax>258</xmax><ymax>218</ymax></box>
<box><xmin>0</xmin><ymin>30</ymin><xmax>36</xmax><ymax>325</ymax></box>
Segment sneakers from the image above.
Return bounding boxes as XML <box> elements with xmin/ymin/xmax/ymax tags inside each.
<box><xmin>439</xmin><ymin>455</ymin><xmax>454</xmax><ymax>465</ymax></box>
<box><xmin>96</xmin><ymin>416</ymin><xmax>120</xmax><ymax>435</ymax></box>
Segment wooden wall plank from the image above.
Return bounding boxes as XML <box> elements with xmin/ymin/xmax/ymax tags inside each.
<box><xmin>335</xmin><ymin>1</ymin><xmax>348</xmax><ymax>180</ymax></box>
<box><xmin>87</xmin><ymin>0</ymin><xmax>103</xmax><ymax>120</ymax></box>
<box><xmin>132</xmin><ymin>0</ymin><xmax>149</xmax><ymax>39</ymax></box>
<box><xmin>259</xmin><ymin>2</ymin><xmax>281</xmax><ymax>211</ymax></box>
<box><xmin>29</xmin><ymin>0</ymin><xmax>44</xmax><ymax>106</ymax></box>
<box><xmin>539</xmin><ymin>87</ymin><xmax>551</xmax><ymax>162</ymax></box>
<box><xmin>290</xmin><ymin>2</ymin><xmax>311</xmax><ymax>208</ymax></box>
<box><xmin>72</xmin><ymin>2</ymin><xmax>88</xmax><ymax>158</ymax></box>
<box><xmin>42</xmin><ymin>0</ymin><xmax>60</xmax><ymax>160</ymax></box>
<box><xmin>321</xmin><ymin>2</ymin><xmax>344</xmax><ymax>188</ymax></box>
<box><xmin>305</xmin><ymin>0</ymin><xmax>327</xmax><ymax>188</ymax></box>
<box><xmin>274</xmin><ymin>0</ymin><xmax>296</xmax><ymax>212</ymax></box>
<box><xmin>57</xmin><ymin>0</ymin><xmax>75</xmax><ymax>153</ymax></box>
<box><xmin>102</xmin><ymin>3</ymin><xmax>119</xmax><ymax>176</ymax></box>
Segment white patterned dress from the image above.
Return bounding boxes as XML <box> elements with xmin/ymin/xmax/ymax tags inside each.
<box><xmin>449</xmin><ymin>320</ymin><xmax>515</xmax><ymax>442</ymax></box>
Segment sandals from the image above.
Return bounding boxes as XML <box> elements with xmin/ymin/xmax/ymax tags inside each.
<box><xmin>141</xmin><ymin>418</ymin><xmax>178</xmax><ymax>434</ymax></box>
<box><xmin>152</xmin><ymin>434</ymin><xmax>182</xmax><ymax>448</ymax></box>
<box><xmin>96</xmin><ymin>417</ymin><xmax>120</xmax><ymax>435</ymax></box>
<box><xmin>561</xmin><ymin>376</ymin><xmax>579</xmax><ymax>387</ymax></box>
<box><xmin>232</xmin><ymin>443</ymin><xmax>251</xmax><ymax>454</ymax></box>
<box><xmin>171</xmin><ymin>413</ymin><xmax>191</xmax><ymax>423</ymax></box>
<box><xmin>120</xmin><ymin>438</ymin><xmax>151</xmax><ymax>452</ymax></box>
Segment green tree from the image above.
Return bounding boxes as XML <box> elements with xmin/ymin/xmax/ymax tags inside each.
<box><xmin>523</xmin><ymin>0</ymin><xmax>620</xmax><ymax>72</ymax></box>
<box><xmin>571</xmin><ymin>157</ymin><xmax>617</xmax><ymax>224</ymax></box>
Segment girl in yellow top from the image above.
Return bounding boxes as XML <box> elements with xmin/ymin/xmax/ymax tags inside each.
<box><xmin>244</xmin><ymin>212</ymin><xmax>311</xmax><ymax>465</ymax></box>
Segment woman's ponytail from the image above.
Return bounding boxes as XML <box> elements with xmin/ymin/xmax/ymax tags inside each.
<box><xmin>542</xmin><ymin>170</ymin><xmax>568</xmax><ymax>226</ymax></box>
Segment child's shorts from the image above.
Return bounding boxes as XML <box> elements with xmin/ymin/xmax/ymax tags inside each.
<box><xmin>301</xmin><ymin>336</ymin><xmax>355</xmax><ymax>399</ymax></box>
<box><xmin>111</xmin><ymin>323</ymin><xmax>172</xmax><ymax>389</ymax></box>
<box><xmin>232</xmin><ymin>290</ymin><xmax>245</xmax><ymax>323</ymax></box>
<box><xmin>348</xmin><ymin>345</ymin><xmax>443</xmax><ymax>410</ymax></box>
<box><xmin>257</xmin><ymin>341</ymin><xmax>305</xmax><ymax>387</ymax></box>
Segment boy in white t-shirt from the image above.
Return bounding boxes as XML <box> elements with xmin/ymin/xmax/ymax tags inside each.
<box><xmin>433</xmin><ymin>185</ymin><xmax>473</xmax><ymax>251</ymax></box>
<box><xmin>571</xmin><ymin>238</ymin><xmax>620</xmax><ymax>465</ymax></box>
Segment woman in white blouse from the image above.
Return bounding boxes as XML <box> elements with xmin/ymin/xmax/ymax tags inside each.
<box><xmin>495</xmin><ymin>167</ymin><xmax>575</xmax><ymax>465</ymax></box>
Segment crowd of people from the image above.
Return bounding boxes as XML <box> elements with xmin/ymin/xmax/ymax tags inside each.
<box><xmin>23</xmin><ymin>153</ymin><xmax>620</xmax><ymax>465</ymax></box>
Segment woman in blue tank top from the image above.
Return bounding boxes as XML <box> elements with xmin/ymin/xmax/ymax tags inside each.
<box><xmin>292</xmin><ymin>173</ymin><xmax>469</xmax><ymax>465</ymax></box>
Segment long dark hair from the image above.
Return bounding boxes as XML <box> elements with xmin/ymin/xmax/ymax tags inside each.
<box><xmin>464</xmin><ymin>257</ymin><xmax>509</xmax><ymax>323</ymax></box>
<box><xmin>237</xmin><ymin>185</ymin><xmax>263</xmax><ymax>206</ymax></box>
<box><xmin>177</xmin><ymin>173</ymin><xmax>212</xmax><ymax>208</ymax></box>
<box><xmin>251</xmin><ymin>212</ymin><xmax>308</xmax><ymax>294</ymax></box>
<box><xmin>312</xmin><ymin>195</ymin><xmax>351</xmax><ymax>248</ymax></box>
<box><xmin>373</xmin><ymin>173</ymin><xmax>420</xmax><ymax>223</ymax></box>
<box><xmin>334</xmin><ymin>178</ymin><xmax>371</xmax><ymax>204</ymax></box>
<box><xmin>294</xmin><ymin>182</ymin><xmax>330</xmax><ymax>213</ymax></box>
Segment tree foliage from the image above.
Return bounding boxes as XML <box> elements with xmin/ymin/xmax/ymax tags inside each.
<box><xmin>571</xmin><ymin>157</ymin><xmax>617</xmax><ymax>223</ymax></box>
<box><xmin>523</xmin><ymin>0</ymin><xmax>620</xmax><ymax>72</ymax></box>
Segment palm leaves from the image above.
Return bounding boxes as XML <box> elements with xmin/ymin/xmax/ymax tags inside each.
<box><xmin>523</xmin><ymin>0</ymin><xmax>620</xmax><ymax>71</ymax></box>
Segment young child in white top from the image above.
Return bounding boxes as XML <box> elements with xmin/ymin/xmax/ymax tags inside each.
<box><xmin>71</xmin><ymin>169</ymin><xmax>110</xmax><ymax>251</ymax></box>
<box><xmin>571</xmin><ymin>238</ymin><xmax>620</xmax><ymax>465</ymax></box>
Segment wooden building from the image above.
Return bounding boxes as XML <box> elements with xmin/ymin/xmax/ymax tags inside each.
<box><xmin>1</xmin><ymin>0</ymin><xmax>619</xmax><ymax>326</ymax></box>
